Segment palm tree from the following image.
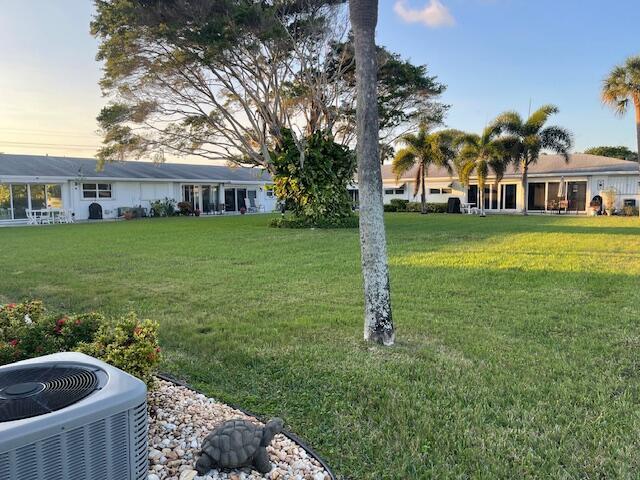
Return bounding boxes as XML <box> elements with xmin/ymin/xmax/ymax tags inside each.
<box><xmin>392</xmin><ymin>123</ymin><xmax>457</xmax><ymax>214</ymax></box>
<box><xmin>455</xmin><ymin>126</ymin><xmax>513</xmax><ymax>216</ymax></box>
<box><xmin>602</xmin><ymin>56</ymin><xmax>640</xmax><ymax>216</ymax></box>
<box><xmin>493</xmin><ymin>105</ymin><xmax>573</xmax><ymax>215</ymax></box>
<box><xmin>349</xmin><ymin>0</ymin><xmax>394</xmax><ymax>346</ymax></box>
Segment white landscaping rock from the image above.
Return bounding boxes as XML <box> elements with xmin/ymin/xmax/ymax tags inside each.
<box><xmin>147</xmin><ymin>378</ymin><xmax>330</xmax><ymax>480</ymax></box>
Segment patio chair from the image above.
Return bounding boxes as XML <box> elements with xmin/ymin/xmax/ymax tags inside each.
<box><xmin>244</xmin><ymin>197</ymin><xmax>257</xmax><ymax>213</ymax></box>
<box><xmin>246</xmin><ymin>196</ymin><xmax>264</xmax><ymax>213</ymax></box>
<box><xmin>26</xmin><ymin>209</ymin><xmax>38</xmax><ymax>225</ymax></box>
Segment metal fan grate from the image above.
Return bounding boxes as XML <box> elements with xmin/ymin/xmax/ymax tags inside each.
<box><xmin>0</xmin><ymin>365</ymin><xmax>100</xmax><ymax>422</ymax></box>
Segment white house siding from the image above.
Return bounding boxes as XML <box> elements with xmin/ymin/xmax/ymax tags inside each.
<box><xmin>385</xmin><ymin>173</ymin><xmax>639</xmax><ymax>213</ymax></box>
<box><xmin>588</xmin><ymin>174</ymin><xmax>639</xmax><ymax>209</ymax></box>
<box><xmin>69</xmin><ymin>180</ymin><xmax>278</xmax><ymax>220</ymax></box>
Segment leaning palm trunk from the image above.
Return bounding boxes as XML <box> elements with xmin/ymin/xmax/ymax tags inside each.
<box><xmin>350</xmin><ymin>0</ymin><xmax>395</xmax><ymax>345</ymax></box>
<box><xmin>479</xmin><ymin>181</ymin><xmax>486</xmax><ymax>216</ymax></box>
<box><xmin>420</xmin><ymin>163</ymin><xmax>427</xmax><ymax>214</ymax></box>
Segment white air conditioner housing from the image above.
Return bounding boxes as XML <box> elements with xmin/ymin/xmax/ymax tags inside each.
<box><xmin>0</xmin><ymin>352</ymin><xmax>148</xmax><ymax>480</ymax></box>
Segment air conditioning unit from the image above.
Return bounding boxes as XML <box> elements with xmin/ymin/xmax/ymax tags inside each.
<box><xmin>0</xmin><ymin>352</ymin><xmax>148</xmax><ymax>480</ymax></box>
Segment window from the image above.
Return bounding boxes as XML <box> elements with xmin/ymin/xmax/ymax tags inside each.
<box><xmin>624</xmin><ymin>199</ymin><xmax>637</xmax><ymax>207</ymax></box>
<box><xmin>266</xmin><ymin>189</ymin><xmax>274</xmax><ymax>198</ymax></box>
<box><xmin>442</xmin><ymin>188</ymin><xmax>452</xmax><ymax>194</ymax></box>
<box><xmin>527</xmin><ymin>183</ymin><xmax>546</xmax><ymax>210</ymax></box>
<box><xmin>83</xmin><ymin>183</ymin><xmax>112</xmax><ymax>199</ymax></box>
<box><xmin>429</xmin><ymin>188</ymin><xmax>441</xmax><ymax>194</ymax></box>
<box><xmin>501</xmin><ymin>184</ymin><xmax>517</xmax><ymax>209</ymax></box>
<box><xmin>394</xmin><ymin>188</ymin><xmax>405</xmax><ymax>195</ymax></box>
<box><xmin>46</xmin><ymin>185</ymin><xmax>62</xmax><ymax>208</ymax></box>
<box><xmin>384</xmin><ymin>189</ymin><xmax>395</xmax><ymax>195</ymax></box>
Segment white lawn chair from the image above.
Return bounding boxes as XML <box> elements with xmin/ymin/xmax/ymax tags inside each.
<box><xmin>26</xmin><ymin>209</ymin><xmax>38</xmax><ymax>225</ymax></box>
<box><xmin>246</xmin><ymin>196</ymin><xmax>264</xmax><ymax>213</ymax></box>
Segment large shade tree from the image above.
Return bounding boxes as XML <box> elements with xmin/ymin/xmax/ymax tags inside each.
<box><xmin>602</xmin><ymin>55</ymin><xmax>640</xmax><ymax>215</ymax></box>
<box><xmin>349</xmin><ymin>0</ymin><xmax>394</xmax><ymax>345</ymax></box>
<box><xmin>493</xmin><ymin>105</ymin><xmax>573</xmax><ymax>214</ymax></box>
<box><xmin>584</xmin><ymin>145</ymin><xmax>637</xmax><ymax>161</ymax></box>
<box><xmin>455</xmin><ymin>126</ymin><xmax>515</xmax><ymax>216</ymax></box>
<box><xmin>392</xmin><ymin>122</ymin><xmax>458</xmax><ymax>214</ymax></box>
<box><xmin>92</xmin><ymin>0</ymin><xmax>351</xmax><ymax>168</ymax></box>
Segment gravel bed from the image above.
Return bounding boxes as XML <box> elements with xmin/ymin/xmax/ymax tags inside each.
<box><xmin>147</xmin><ymin>378</ymin><xmax>331</xmax><ymax>480</ymax></box>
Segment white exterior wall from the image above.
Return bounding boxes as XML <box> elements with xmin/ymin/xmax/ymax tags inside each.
<box><xmin>384</xmin><ymin>173</ymin><xmax>639</xmax><ymax>213</ymax></box>
<box><xmin>588</xmin><ymin>174</ymin><xmax>639</xmax><ymax>209</ymax></box>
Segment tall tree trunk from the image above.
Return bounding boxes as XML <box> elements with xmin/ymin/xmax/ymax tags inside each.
<box><xmin>420</xmin><ymin>163</ymin><xmax>427</xmax><ymax>214</ymax></box>
<box><xmin>350</xmin><ymin>0</ymin><xmax>394</xmax><ymax>346</ymax></box>
<box><xmin>521</xmin><ymin>161</ymin><xmax>529</xmax><ymax>215</ymax></box>
<box><xmin>635</xmin><ymin>99</ymin><xmax>640</xmax><ymax>217</ymax></box>
<box><xmin>479</xmin><ymin>179</ymin><xmax>486</xmax><ymax>216</ymax></box>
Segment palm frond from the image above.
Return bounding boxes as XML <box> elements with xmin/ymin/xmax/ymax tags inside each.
<box><xmin>392</xmin><ymin>148</ymin><xmax>417</xmax><ymax>179</ymax></box>
<box><xmin>539</xmin><ymin>126</ymin><xmax>573</xmax><ymax>162</ymax></box>
<box><xmin>525</xmin><ymin>105</ymin><xmax>559</xmax><ymax>134</ymax></box>
<box><xmin>492</xmin><ymin>111</ymin><xmax>523</xmax><ymax>135</ymax></box>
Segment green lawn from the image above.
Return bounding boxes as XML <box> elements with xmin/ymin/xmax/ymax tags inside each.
<box><xmin>2</xmin><ymin>214</ymin><xmax>640</xmax><ymax>479</ymax></box>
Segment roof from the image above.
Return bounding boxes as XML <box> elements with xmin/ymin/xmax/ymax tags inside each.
<box><xmin>383</xmin><ymin>154</ymin><xmax>640</xmax><ymax>181</ymax></box>
<box><xmin>0</xmin><ymin>154</ymin><xmax>271</xmax><ymax>183</ymax></box>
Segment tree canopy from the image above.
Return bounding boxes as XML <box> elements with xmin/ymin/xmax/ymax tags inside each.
<box><xmin>584</xmin><ymin>145</ymin><xmax>637</xmax><ymax>161</ymax></box>
<box><xmin>92</xmin><ymin>0</ymin><xmax>446</xmax><ymax>169</ymax></box>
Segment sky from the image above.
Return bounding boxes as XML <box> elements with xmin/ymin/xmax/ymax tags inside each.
<box><xmin>0</xmin><ymin>0</ymin><xmax>638</xmax><ymax>162</ymax></box>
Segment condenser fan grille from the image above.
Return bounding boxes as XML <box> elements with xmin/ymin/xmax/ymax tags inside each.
<box><xmin>0</xmin><ymin>365</ymin><xmax>100</xmax><ymax>422</ymax></box>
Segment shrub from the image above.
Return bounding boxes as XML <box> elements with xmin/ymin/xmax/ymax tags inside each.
<box><xmin>0</xmin><ymin>301</ymin><xmax>102</xmax><ymax>365</ymax></box>
<box><xmin>405</xmin><ymin>202</ymin><xmax>422</xmax><ymax>212</ymax></box>
<box><xmin>272</xmin><ymin>129</ymin><xmax>356</xmax><ymax>225</ymax></box>
<box><xmin>177</xmin><ymin>201</ymin><xmax>194</xmax><ymax>216</ymax></box>
<box><xmin>270</xmin><ymin>214</ymin><xmax>359</xmax><ymax>229</ymax></box>
<box><xmin>389</xmin><ymin>199</ymin><xmax>409</xmax><ymax>211</ymax></box>
<box><xmin>77</xmin><ymin>314</ymin><xmax>160</xmax><ymax>387</ymax></box>
<box><xmin>426</xmin><ymin>202</ymin><xmax>448</xmax><ymax>213</ymax></box>
<box><xmin>383</xmin><ymin>204</ymin><xmax>398</xmax><ymax>212</ymax></box>
<box><xmin>601</xmin><ymin>187</ymin><xmax>617</xmax><ymax>214</ymax></box>
<box><xmin>150</xmin><ymin>197</ymin><xmax>176</xmax><ymax>217</ymax></box>
<box><xmin>0</xmin><ymin>301</ymin><xmax>159</xmax><ymax>387</ymax></box>
<box><xmin>622</xmin><ymin>205</ymin><xmax>639</xmax><ymax>216</ymax></box>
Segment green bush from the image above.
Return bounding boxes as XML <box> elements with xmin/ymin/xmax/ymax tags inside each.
<box><xmin>389</xmin><ymin>199</ymin><xmax>409</xmax><ymax>211</ymax></box>
<box><xmin>383</xmin><ymin>204</ymin><xmax>398</xmax><ymax>212</ymax></box>
<box><xmin>0</xmin><ymin>301</ymin><xmax>159</xmax><ymax>387</ymax></box>
<box><xmin>0</xmin><ymin>301</ymin><xmax>101</xmax><ymax>365</ymax></box>
<box><xmin>405</xmin><ymin>202</ymin><xmax>422</xmax><ymax>212</ymax></box>
<box><xmin>622</xmin><ymin>205</ymin><xmax>639</xmax><ymax>216</ymax></box>
<box><xmin>427</xmin><ymin>202</ymin><xmax>448</xmax><ymax>213</ymax></box>
<box><xmin>270</xmin><ymin>214</ymin><xmax>359</xmax><ymax>229</ymax></box>
<box><xmin>150</xmin><ymin>197</ymin><xmax>176</xmax><ymax>217</ymax></box>
<box><xmin>77</xmin><ymin>314</ymin><xmax>160</xmax><ymax>387</ymax></box>
<box><xmin>177</xmin><ymin>201</ymin><xmax>194</xmax><ymax>216</ymax></box>
<box><xmin>272</xmin><ymin>129</ymin><xmax>356</xmax><ymax>225</ymax></box>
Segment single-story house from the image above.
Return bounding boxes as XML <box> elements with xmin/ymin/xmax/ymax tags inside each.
<box><xmin>374</xmin><ymin>154</ymin><xmax>640</xmax><ymax>213</ymax></box>
<box><xmin>0</xmin><ymin>154</ymin><xmax>276</xmax><ymax>224</ymax></box>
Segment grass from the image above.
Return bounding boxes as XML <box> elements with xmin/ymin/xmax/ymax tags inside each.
<box><xmin>1</xmin><ymin>213</ymin><xmax>640</xmax><ymax>479</ymax></box>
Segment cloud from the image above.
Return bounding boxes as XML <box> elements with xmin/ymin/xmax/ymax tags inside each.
<box><xmin>393</xmin><ymin>0</ymin><xmax>456</xmax><ymax>28</ymax></box>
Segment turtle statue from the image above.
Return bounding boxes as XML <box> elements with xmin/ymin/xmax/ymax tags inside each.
<box><xmin>195</xmin><ymin>418</ymin><xmax>284</xmax><ymax>474</ymax></box>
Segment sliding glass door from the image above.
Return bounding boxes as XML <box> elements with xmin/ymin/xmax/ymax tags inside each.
<box><xmin>0</xmin><ymin>185</ymin><xmax>11</xmax><ymax>220</ymax></box>
<box><xmin>11</xmin><ymin>184</ymin><xmax>28</xmax><ymax>219</ymax></box>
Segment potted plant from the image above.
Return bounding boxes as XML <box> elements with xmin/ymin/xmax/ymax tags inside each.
<box><xmin>194</xmin><ymin>209</ymin><xmax>201</xmax><ymax>217</ymax></box>
<box><xmin>588</xmin><ymin>200</ymin><xmax>600</xmax><ymax>216</ymax></box>
<box><xmin>601</xmin><ymin>187</ymin><xmax>617</xmax><ymax>216</ymax></box>
<box><xmin>240</xmin><ymin>207</ymin><xmax>247</xmax><ymax>215</ymax></box>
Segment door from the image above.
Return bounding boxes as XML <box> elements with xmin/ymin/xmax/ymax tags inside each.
<box><xmin>30</xmin><ymin>184</ymin><xmax>47</xmax><ymax>210</ymax></box>
<box><xmin>501</xmin><ymin>184</ymin><xmax>517</xmax><ymax>210</ymax></box>
<box><xmin>468</xmin><ymin>185</ymin><xmax>478</xmax><ymax>206</ymax></box>
<box><xmin>11</xmin><ymin>184</ymin><xmax>28</xmax><ymax>219</ymax></box>
<box><xmin>236</xmin><ymin>188</ymin><xmax>247</xmax><ymax>210</ymax></box>
<box><xmin>567</xmin><ymin>182</ymin><xmax>587</xmax><ymax>211</ymax></box>
<box><xmin>225</xmin><ymin>188</ymin><xmax>236</xmax><ymax>211</ymax></box>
